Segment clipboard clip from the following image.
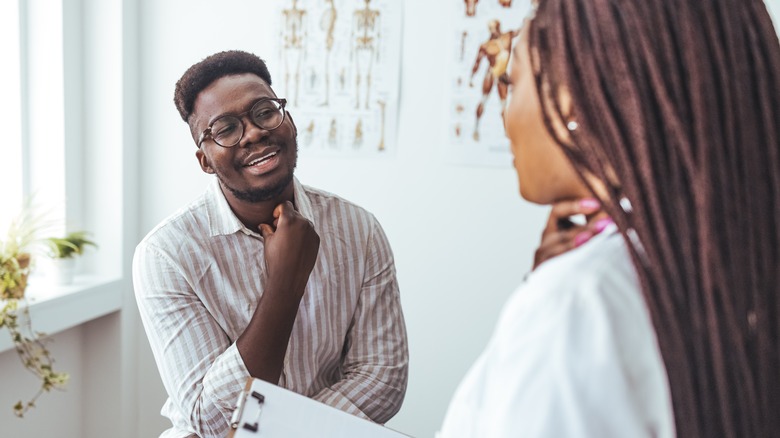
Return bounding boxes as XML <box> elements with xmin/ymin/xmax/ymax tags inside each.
<box><xmin>230</xmin><ymin>389</ymin><xmax>265</xmax><ymax>433</ymax></box>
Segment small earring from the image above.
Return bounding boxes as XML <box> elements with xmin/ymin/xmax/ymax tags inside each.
<box><xmin>566</xmin><ymin>120</ymin><xmax>579</xmax><ymax>131</ymax></box>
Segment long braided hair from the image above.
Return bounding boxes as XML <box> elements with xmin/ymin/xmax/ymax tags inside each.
<box><xmin>528</xmin><ymin>0</ymin><xmax>780</xmax><ymax>436</ymax></box>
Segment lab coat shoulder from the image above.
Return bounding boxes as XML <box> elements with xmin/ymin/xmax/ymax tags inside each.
<box><xmin>480</xmin><ymin>232</ymin><xmax>670</xmax><ymax>437</ymax></box>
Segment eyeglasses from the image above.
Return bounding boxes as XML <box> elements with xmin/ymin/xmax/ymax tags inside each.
<box><xmin>197</xmin><ymin>98</ymin><xmax>287</xmax><ymax>148</ymax></box>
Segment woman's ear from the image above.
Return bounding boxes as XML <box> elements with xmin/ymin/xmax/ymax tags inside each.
<box><xmin>557</xmin><ymin>85</ymin><xmax>573</xmax><ymax>120</ymax></box>
<box><xmin>196</xmin><ymin>149</ymin><xmax>216</xmax><ymax>174</ymax></box>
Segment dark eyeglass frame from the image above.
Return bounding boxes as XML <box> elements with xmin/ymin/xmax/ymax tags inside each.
<box><xmin>197</xmin><ymin>97</ymin><xmax>288</xmax><ymax>148</ymax></box>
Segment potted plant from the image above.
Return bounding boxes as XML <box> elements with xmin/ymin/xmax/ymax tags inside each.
<box><xmin>44</xmin><ymin>231</ymin><xmax>97</xmax><ymax>285</ymax></box>
<box><xmin>0</xmin><ymin>207</ymin><xmax>69</xmax><ymax>417</ymax></box>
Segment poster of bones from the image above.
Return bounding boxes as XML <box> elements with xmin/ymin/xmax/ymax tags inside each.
<box><xmin>270</xmin><ymin>0</ymin><xmax>402</xmax><ymax>158</ymax></box>
<box><xmin>447</xmin><ymin>0</ymin><xmax>532</xmax><ymax>167</ymax></box>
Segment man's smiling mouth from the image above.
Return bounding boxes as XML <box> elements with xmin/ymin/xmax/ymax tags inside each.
<box><xmin>244</xmin><ymin>151</ymin><xmax>278</xmax><ymax>167</ymax></box>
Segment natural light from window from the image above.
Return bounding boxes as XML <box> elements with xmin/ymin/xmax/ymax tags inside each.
<box><xmin>0</xmin><ymin>1</ymin><xmax>23</xmax><ymax>233</ymax></box>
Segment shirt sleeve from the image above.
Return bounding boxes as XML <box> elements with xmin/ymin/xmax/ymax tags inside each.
<box><xmin>310</xmin><ymin>215</ymin><xmax>409</xmax><ymax>424</ymax></box>
<box><xmin>133</xmin><ymin>240</ymin><xmax>251</xmax><ymax>438</ymax></box>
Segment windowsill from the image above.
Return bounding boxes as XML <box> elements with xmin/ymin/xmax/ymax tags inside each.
<box><xmin>0</xmin><ymin>275</ymin><xmax>123</xmax><ymax>354</ymax></box>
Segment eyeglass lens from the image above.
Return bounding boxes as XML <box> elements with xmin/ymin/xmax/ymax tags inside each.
<box><xmin>211</xmin><ymin>99</ymin><xmax>284</xmax><ymax>147</ymax></box>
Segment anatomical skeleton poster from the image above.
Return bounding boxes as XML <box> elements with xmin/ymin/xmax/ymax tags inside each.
<box><xmin>270</xmin><ymin>0</ymin><xmax>402</xmax><ymax>158</ymax></box>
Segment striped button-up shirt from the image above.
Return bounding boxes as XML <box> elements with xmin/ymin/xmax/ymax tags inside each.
<box><xmin>133</xmin><ymin>178</ymin><xmax>408</xmax><ymax>438</ymax></box>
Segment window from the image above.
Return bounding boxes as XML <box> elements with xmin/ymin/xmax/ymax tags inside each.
<box><xmin>0</xmin><ymin>0</ymin><xmax>24</xmax><ymax>232</ymax></box>
<box><xmin>0</xmin><ymin>0</ymin><xmax>69</xmax><ymax>237</ymax></box>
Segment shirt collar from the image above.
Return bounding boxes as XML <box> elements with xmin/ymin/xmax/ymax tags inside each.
<box><xmin>205</xmin><ymin>177</ymin><xmax>314</xmax><ymax>237</ymax></box>
<box><xmin>292</xmin><ymin>177</ymin><xmax>315</xmax><ymax>223</ymax></box>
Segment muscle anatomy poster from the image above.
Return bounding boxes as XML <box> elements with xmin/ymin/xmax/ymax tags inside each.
<box><xmin>447</xmin><ymin>0</ymin><xmax>532</xmax><ymax>167</ymax></box>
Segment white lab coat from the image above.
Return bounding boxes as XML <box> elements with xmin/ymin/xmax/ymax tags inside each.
<box><xmin>438</xmin><ymin>227</ymin><xmax>675</xmax><ymax>437</ymax></box>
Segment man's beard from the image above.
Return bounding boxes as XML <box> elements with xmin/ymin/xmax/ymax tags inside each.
<box><xmin>217</xmin><ymin>143</ymin><xmax>298</xmax><ymax>203</ymax></box>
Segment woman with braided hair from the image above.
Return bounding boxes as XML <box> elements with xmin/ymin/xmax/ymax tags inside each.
<box><xmin>438</xmin><ymin>0</ymin><xmax>780</xmax><ymax>437</ymax></box>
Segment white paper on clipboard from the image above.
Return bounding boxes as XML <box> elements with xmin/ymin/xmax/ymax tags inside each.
<box><xmin>227</xmin><ymin>378</ymin><xmax>411</xmax><ymax>438</ymax></box>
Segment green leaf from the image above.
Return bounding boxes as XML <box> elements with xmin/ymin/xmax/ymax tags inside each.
<box><xmin>44</xmin><ymin>231</ymin><xmax>97</xmax><ymax>259</ymax></box>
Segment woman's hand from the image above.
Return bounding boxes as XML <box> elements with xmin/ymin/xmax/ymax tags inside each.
<box><xmin>533</xmin><ymin>198</ymin><xmax>613</xmax><ymax>270</ymax></box>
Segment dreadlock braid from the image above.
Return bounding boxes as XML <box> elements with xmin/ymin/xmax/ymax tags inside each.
<box><xmin>529</xmin><ymin>0</ymin><xmax>780</xmax><ymax>436</ymax></box>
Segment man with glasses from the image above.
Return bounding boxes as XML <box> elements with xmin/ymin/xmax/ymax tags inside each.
<box><xmin>133</xmin><ymin>50</ymin><xmax>408</xmax><ymax>438</ymax></box>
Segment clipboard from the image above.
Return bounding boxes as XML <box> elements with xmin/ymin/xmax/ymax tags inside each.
<box><xmin>227</xmin><ymin>378</ymin><xmax>411</xmax><ymax>437</ymax></box>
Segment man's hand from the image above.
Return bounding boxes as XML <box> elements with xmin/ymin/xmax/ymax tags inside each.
<box><xmin>259</xmin><ymin>201</ymin><xmax>321</xmax><ymax>299</ymax></box>
<box><xmin>533</xmin><ymin>198</ymin><xmax>613</xmax><ymax>270</ymax></box>
<box><xmin>237</xmin><ymin>202</ymin><xmax>320</xmax><ymax>383</ymax></box>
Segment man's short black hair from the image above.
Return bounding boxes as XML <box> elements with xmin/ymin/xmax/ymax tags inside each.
<box><xmin>174</xmin><ymin>50</ymin><xmax>273</xmax><ymax>123</ymax></box>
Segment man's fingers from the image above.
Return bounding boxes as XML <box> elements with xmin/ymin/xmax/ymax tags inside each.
<box><xmin>259</xmin><ymin>223</ymin><xmax>275</xmax><ymax>238</ymax></box>
<box><xmin>273</xmin><ymin>203</ymin><xmax>285</xmax><ymax>219</ymax></box>
<box><xmin>273</xmin><ymin>201</ymin><xmax>297</xmax><ymax>227</ymax></box>
<box><xmin>273</xmin><ymin>200</ymin><xmax>297</xmax><ymax>219</ymax></box>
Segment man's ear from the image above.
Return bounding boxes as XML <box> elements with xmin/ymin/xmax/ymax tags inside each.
<box><xmin>195</xmin><ymin>149</ymin><xmax>216</xmax><ymax>174</ymax></box>
<box><xmin>287</xmin><ymin>112</ymin><xmax>298</xmax><ymax>138</ymax></box>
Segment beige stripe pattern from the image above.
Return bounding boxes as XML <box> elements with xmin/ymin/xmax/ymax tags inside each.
<box><xmin>133</xmin><ymin>178</ymin><xmax>408</xmax><ymax>438</ymax></box>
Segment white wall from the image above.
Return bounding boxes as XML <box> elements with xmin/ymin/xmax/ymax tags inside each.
<box><xmin>135</xmin><ymin>1</ymin><xmax>545</xmax><ymax>437</ymax></box>
<box><xmin>770</xmin><ymin>0</ymin><xmax>780</xmax><ymax>24</ymax></box>
<box><xmin>0</xmin><ymin>327</ymin><xmax>84</xmax><ymax>436</ymax></box>
<box><xmin>0</xmin><ymin>312</ymin><xmax>125</xmax><ymax>438</ymax></box>
<box><xmin>6</xmin><ymin>1</ymin><xmax>778</xmax><ymax>438</ymax></box>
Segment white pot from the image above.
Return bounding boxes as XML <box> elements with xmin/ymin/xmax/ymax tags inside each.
<box><xmin>48</xmin><ymin>258</ymin><xmax>77</xmax><ymax>286</ymax></box>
